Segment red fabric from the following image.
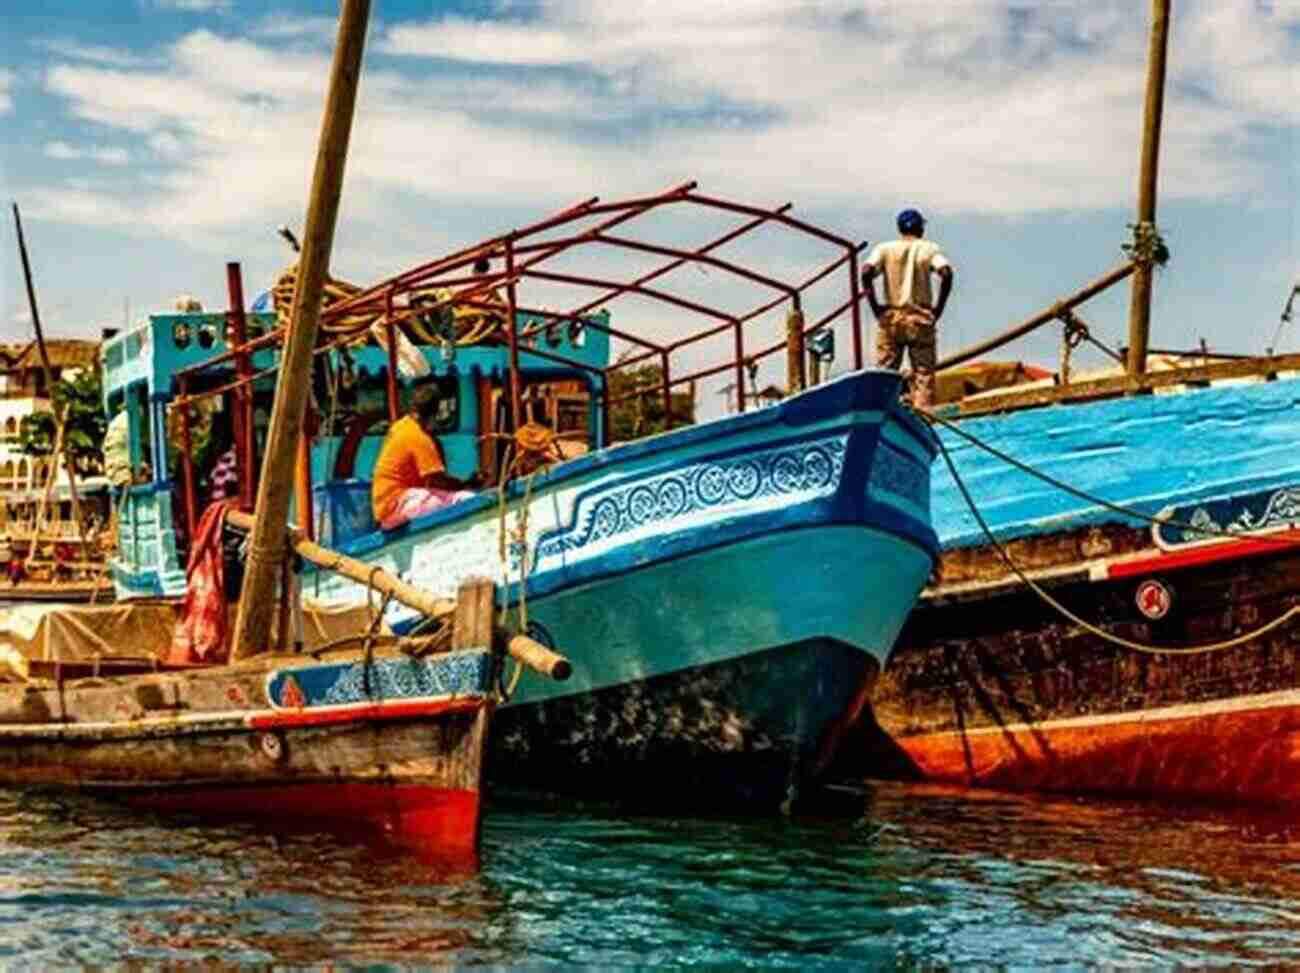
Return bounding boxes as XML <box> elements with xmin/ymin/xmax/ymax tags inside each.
<box><xmin>166</xmin><ymin>500</ymin><xmax>234</xmax><ymax>665</ymax></box>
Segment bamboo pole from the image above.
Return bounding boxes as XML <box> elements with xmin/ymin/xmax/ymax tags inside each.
<box><xmin>224</xmin><ymin>510</ymin><xmax>571</xmax><ymax>679</ymax></box>
<box><xmin>230</xmin><ymin>0</ymin><xmax>371</xmax><ymax>661</ymax></box>
<box><xmin>1126</xmin><ymin>0</ymin><xmax>1172</xmax><ymax>379</ymax></box>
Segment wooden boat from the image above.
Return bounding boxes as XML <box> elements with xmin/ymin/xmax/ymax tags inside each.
<box><xmin>104</xmin><ymin>184</ymin><xmax>938</xmax><ymax>808</ymax></box>
<box><xmin>846</xmin><ymin>0</ymin><xmax>1300</xmax><ymax>808</ymax></box>
<box><xmin>0</xmin><ymin>636</ymin><xmax>497</xmax><ymax>855</ymax></box>
<box><xmin>0</xmin><ymin>0</ymin><xmax>540</xmax><ymax>859</ymax></box>
<box><xmin>859</xmin><ymin>364</ymin><xmax>1300</xmax><ymax>805</ymax></box>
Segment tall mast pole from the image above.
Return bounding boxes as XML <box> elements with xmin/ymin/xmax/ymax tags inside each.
<box><xmin>230</xmin><ymin>0</ymin><xmax>371</xmax><ymax>660</ymax></box>
<box><xmin>1125</xmin><ymin>0</ymin><xmax>1172</xmax><ymax>379</ymax></box>
<box><xmin>11</xmin><ymin>202</ymin><xmax>83</xmax><ymax>531</ymax></box>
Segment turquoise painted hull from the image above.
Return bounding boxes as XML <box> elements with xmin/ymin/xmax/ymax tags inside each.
<box><xmin>509</xmin><ymin>524</ymin><xmax>930</xmax><ymax>708</ymax></box>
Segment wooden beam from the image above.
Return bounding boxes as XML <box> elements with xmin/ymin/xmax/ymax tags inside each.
<box><xmin>453</xmin><ymin>578</ymin><xmax>495</xmax><ymax>650</ymax></box>
<box><xmin>953</xmin><ymin>353</ymin><xmax>1300</xmax><ymax>418</ymax></box>
<box><xmin>230</xmin><ymin>0</ymin><xmax>371</xmax><ymax>661</ymax></box>
<box><xmin>1126</xmin><ymin>0</ymin><xmax>1172</xmax><ymax>378</ymax></box>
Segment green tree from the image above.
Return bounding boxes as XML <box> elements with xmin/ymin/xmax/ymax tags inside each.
<box><xmin>19</xmin><ymin>365</ymin><xmax>107</xmax><ymax>476</ymax></box>
<box><xmin>608</xmin><ymin>364</ymin><xmax>696</xmax><ymax>442</ymax></box>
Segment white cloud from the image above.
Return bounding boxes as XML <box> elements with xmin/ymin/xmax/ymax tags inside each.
<box><xmin>34</xmin><ymin>39</ymin><xmax>148</xmax><ymax>68</ymax></box>
<box><xmin>251</xmin><ymin>14</ymin><xmax>340</xmax><ymax>45</ymax></box>
<box><xmin>43</xmin><ymin>141</ymin><xmax>130</xmax><ymax>165</ymax></box>
<box><xmin>381</xmin><ymin>17</ymin><xmax>589</xmax><ymax>65</ymax></box>
<box><xmin>150</xmin><ymin>0</ymin><xmax>231</xmax><ymax>11</ymax></box>
<box><xmin>28</xmin><ymin>0</ymin><xmax>1299</xmax><ymax>239</ymax></box>
<box><xmin>0</xmin><ymin>70</ymin><xmax>13</xmax><ymax>113</ymax></box>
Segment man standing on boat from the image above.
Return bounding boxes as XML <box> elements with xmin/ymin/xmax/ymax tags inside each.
<box><xmin>862</xmin><ymin>208</ymin><xmax>954</xmax><ymax>408</ymax></box>
<box><xmin>372</xmin><ymin>383</ymin><xmax>479</xmax><ymax>530</ymax></box>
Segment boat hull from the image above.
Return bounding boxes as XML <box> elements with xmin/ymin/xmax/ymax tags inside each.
<box><xmin>0</xmin><ymin>649</ymin><xmax>494</xmax><ymax>857</ymax></box>
<box><xmin>494</xmin><ymin>636</ymin><xmax>873</xmax><ymax>808</ymax></box>
<box><xmin>489</xmin><ymin>522</ymin><xmax>926</xmax><ymax>805</ymax></box>
<box><xmin>859</xmin><ymin>518</ymin><xmax>1300</xmax><ymax>806</ymax></box>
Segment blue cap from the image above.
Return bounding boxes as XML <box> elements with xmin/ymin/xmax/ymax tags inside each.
<box><xmin>897</xmin><ymin>208</ymin><xmax>925</xmax><ymax>233</ymax></box>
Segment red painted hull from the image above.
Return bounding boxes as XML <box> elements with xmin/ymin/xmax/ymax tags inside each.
<box><xmin>129</xmin><ymin>782</ymin><xmax>483</xmax><ymax>861</ymax></box>
<box><xmin>894</xmin><ymin>690</ymin><xmax>1300</xmax><ymax>804</ymax></box>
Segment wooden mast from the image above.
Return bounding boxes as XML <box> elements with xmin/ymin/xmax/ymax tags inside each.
<box><xmin>1125</xmin><ymin>0</ymin><xmax>1172</xmax><ymax>379</ymax></box>
<box><xmin>11</xmin><ymin>202</ymin><xmax>84</xmax><ymax>546</ymax></box>
<box><xmin>230</xmin><ymin>0</ymin><xmax>371</xmax><ymax>660</ymax></box>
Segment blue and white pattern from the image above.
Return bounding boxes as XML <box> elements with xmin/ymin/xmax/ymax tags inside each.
<box><xmin>534</xmin><ymin>434</ymin><xmax>848</xmax><ymax>562</ymax></box>
<box><xmin>1157</xmin><ymin>485</ymin><xmax>1300</xmax><ymax>550</ymax></box>
<box><xmin>266</xmin><ymin>650</ymin><xmax>493</xmax><ymax>710</ymax></box>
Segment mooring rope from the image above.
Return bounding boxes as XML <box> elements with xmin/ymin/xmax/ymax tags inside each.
<box><xmin>923</xmin><ymin>414</ymin><xmax>1300</xmax><ymax>656</ymax></box>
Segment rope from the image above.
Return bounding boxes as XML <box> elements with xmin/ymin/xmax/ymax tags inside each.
<box><xmin>922</xmin><ymin>408</ymin><xmax>1300</xmax><ymax>551</ymax></box>
<box><xmin>488</xmin><ymin>426</ymin><xmax>555</xmax><ymax>701</ymax></box>
<box><xmin>927</xmin><ymin>419</ymin><xmax>1300</xmax><ymax>655</ymax></box>
<box><xmin>273</xmin><ymin>264</ymin><xmax>504</xmax><ymax>349</ymax></box>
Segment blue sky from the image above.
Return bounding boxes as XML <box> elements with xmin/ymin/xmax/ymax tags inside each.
<box><xmin>0</xmin><ymin>0</ymin><xmax>1295</xmax><ymax>410</ymax></box>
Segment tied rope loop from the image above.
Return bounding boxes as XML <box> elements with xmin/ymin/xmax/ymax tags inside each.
<box><xmin>919</xmin><ymin>411</ymin><xmax>1300</xmax><ymax>655</ymax></box>
<box><xmin>485</xmin><ymin>429</ymin><xmax>558</xmax><ymax>702</ymax></box>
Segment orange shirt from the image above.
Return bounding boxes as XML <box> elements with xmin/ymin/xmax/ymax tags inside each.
<box><xmin>371</xmin><ymin>415</ymin><xmax>446</xmax><ymax>523</ymax></box>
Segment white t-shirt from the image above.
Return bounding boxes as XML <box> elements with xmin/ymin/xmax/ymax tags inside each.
<box><xmin>865</xmin><ymin>238</ymin><xmax>952</xmax><ymax>310</ymax></box>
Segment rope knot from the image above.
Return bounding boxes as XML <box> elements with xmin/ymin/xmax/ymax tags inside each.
<box><xmin>1122</xmin><ymin>221</ymin><xmax>1170</xmax><ymax>268</ymax></box>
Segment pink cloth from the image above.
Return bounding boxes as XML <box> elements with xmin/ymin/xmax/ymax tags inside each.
<box><xmin>380</xmin><ymin>487</ymin><xmax>474</xmax><ymax>530</ymax></box>
<box><xmin>167</xmin><ymin>500</ymin><xmax>234</xmax><ymax>665</ymax></box>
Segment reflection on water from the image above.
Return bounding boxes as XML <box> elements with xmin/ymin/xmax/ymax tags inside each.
<box><xmin>0</xmin><ymin>782</ymin><xmax>1297</xmax><ymax>966</ymax></box>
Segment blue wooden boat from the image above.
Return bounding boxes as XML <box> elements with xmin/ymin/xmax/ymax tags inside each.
<box><xmin>864</xmin><ymin>360</ymin><xmax>1300</xmax><ymax>806</ymax></box>
<box><xmin>102</xmin><ymin>185</ymin><xmax>939</xmax><ymax>806</ymax></box>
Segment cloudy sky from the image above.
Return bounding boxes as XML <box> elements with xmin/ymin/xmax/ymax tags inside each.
<box><xmin>0</xmin><ymin>0</ymin><xmax>1295</xmax><ymax>401</ymax></box>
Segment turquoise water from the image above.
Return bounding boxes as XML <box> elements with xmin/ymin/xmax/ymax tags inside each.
<box><xmin>1</xmin><ymin>782</ymin><xmax>1297</xmax><ymax>967</ymax></box>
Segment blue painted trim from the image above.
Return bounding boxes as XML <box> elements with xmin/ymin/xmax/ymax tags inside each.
<box><xmin>334</xmin><ymin>370</ymin><xmax>930</xmax><ymax>560</ymax></box>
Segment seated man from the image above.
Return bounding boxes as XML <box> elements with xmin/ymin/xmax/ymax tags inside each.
<box><xmin>372</xmin><ymin>386</ymin><xmax>478</xmax><ymax>530</ymax></box>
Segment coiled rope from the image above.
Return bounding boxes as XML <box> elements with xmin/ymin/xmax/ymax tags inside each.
<box><xmin>920</xmin><ymin>409</ymin><xmax>1300</xmax><ymax>655</ymax></box>
<box><xmin>272</xmin><ymin>264</ymin><xmax>504</xmax><ymax>347</ymax></box>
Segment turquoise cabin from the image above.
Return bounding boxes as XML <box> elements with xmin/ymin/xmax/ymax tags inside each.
<box><xmin>102</xmin><ymin>304</ymin><xmax>611</xmax><ymax>599</ymax></box>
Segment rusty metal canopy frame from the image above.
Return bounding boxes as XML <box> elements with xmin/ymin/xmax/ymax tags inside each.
<box><xmin>176</xmin><ymin>180</ymin><xmax>869</xmax><ymax>450</ymax></box>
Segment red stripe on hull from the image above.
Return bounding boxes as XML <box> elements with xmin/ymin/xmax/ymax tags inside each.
<box><xmin>1107</xmin><ymin>530</ymin><xmax>1300</xmax><ymax>579</ymax></box>
<box><xmin>892</xmin><ymin>697</ymin><xmax>1300</xmax><ymax>804</ymax></box>
<box><xmin>248</xmin><ymin>696</ymin><xmax>485</xmax><ymax>730</ymax></box>
<box><xmin>128</xmin><ymin>783</ymin><xmax>482</xmax><ymax>861</ymax></box>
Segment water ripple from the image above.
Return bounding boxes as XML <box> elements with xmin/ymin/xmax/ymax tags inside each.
<box><xmin>0</xmin><ymin>783</ymin><xmax>1295</xmax><ymax>966</ymax></box>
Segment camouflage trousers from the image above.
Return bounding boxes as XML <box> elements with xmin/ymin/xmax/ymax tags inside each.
<box><xmin>875</xmin><ymin>306</ymin><xmax>937</xmax><ymax>408</ymax></box>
